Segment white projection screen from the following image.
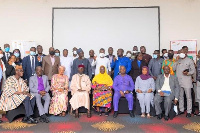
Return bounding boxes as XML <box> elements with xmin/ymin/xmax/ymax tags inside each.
<box><xmin>53</xmin><ymin>7</ymin><xmax>160</xmax><ymax>57</ymax></box>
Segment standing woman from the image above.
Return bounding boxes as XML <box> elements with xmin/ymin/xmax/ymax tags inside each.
<box><xmin>5</xmin><ymin>55</ymin><xmax>16</xmax><ymax>79</ymax></box>
<box><xmin>0</xmin><ymin>49</ymin><xmax>6</xmax><ymax>93</ymax></box>
<box><xmin>92</xmin><ymin>66</ymin><xmax>113</xmax><ymax>116</ymax></box>
<box><xmin>49</xmin><ymin>66</ymin><xmax>69</xmax><ymax>116</ymax></box>
<box><xmin>135</xmin><ymin>66</ymin><xmax>155</xmax><ymax>118</ymax></box>
<box><xmin>13</xmin><ymin>49</ymin><xmax>22</xmax><ymax>65</ymax></box>
<box><xmin>130</xmin><ymin>52</ymin><xmax>147</xmax><ymax>82</ymax></box>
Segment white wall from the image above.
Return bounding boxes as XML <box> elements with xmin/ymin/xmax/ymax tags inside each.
<box><xmin>0</xmin><ymin>0</ymin><xmax>199</xmax><ymax>55</ymax></box>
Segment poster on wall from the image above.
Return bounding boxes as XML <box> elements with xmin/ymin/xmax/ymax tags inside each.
<box><xmin>12</xmin><ymin>41</ymin><xmax>37</xmax><ymax>59</ymax></box>
<box><xmin>170</xmin><ymin>40</ymin><xmax>197</xmax><ymax>62</ymax></box>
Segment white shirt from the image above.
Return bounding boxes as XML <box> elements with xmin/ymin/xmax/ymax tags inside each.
<box><xmin>72</xmin><ymin>55</ymin><xmax>78</xmax><ymax>60</ymax></box>
<box><xmin>161</xmin><ymin>74</ymin><xmax>171</xmax><ymax>92</ymax></box>
<box><xmin>5</xmin><ymin>52</ymin><xmax>10</xmax><ymax>61</ymax></box>
<box><xmin>60</xmin><ymin>56</ymin><xmax>73</xmax><ymax>78</ymax></box>
<box><xmin>29</xmin><ymin>55</ymin><xmax>35</xmax><ymax>68</ymax></box>
<box><xmin>92</xmin><ymin>57</ymin><xmax>111</xmax><ymax>75</ymax></box>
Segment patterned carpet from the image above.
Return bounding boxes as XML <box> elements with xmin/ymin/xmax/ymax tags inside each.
<box><xmin>0</xmin><ymin>112</ymin><xmax>200</xmax><ymax>133</ymax></box>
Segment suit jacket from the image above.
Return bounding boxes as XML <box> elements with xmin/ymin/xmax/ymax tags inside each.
<box><xmin>29</xmin><ymin>75</ymin><xmax>50</xmax><ymax>94</ymax></box>
<box><xmin>105</xmin><ymin>55</ymin><xmax>115</xmax><ymax>64</ymax></box>
<box><xmin>42</xmin><ymin>55</ymin><xmax>60</xmax><ymax>80</ymax></box>
<box><xmin>36</xmin><ymin>54</ymin><xmax>46</xmax><ymax>66</ymax></box>
<box><xmin>22</xmin><ymin>55</ymin><xmax>40</xmax><ymax>81</ymax></box>
<box><xmin>5</xmin><ymin>63</ymin><xmax>15</xmax><ymax>79</ymax></box>
<box><xmin>155</xmin><ymin>74</ymin><xmax>180</xmax><ymax>99</ymax></box>
<box><xmin>2</xmin><ymin>52</ymin><xmax>12</xmax><ymax>64</ymax></box>
<box><xmin>130</xmin><ymin>59</ymin><xmax>147</xmax><ymax>82</ymax></box>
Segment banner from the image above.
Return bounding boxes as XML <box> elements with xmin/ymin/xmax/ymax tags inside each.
<box><xmin>12</xmin><ymin>41</ymin><xmax>37</xmax><ymax>59</ymax></box>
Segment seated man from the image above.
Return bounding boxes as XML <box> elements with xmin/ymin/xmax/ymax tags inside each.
<box><xmin>113</xmin><ymin>66</ymin><xmax>135</xmax><ymax>118</ymax></box>
<box><xmin>154</xmin><ymin>66</ymin><xmax>180</xmax><ymax>121</ymax></box>
<box><xmin>29</xmin><ymin>66</ymin><xmax>50</xmax><ymax>123</ymax></box>
<box><xmin>70</xmin><ymin>65</ymin><xmax>92</xmax><ymax>118</ymax></box>
<box><xmin>0</xmin><ymin>65</ymin><xmax>37</xmax><ymax>124</ymax></box>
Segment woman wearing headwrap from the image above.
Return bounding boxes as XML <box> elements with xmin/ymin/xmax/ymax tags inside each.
<box><xmin>135</xmin><ymin>66</ymin><xmax>155</xmax><ymax>118</ymax></box>
<box><xmin>92</xmin><ymin>65</ymin><xmax>113</xmax><ymax>116</ymax></box>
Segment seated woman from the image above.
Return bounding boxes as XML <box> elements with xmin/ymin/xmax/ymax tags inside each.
<box><xmin>49</xmin><ymin>66</ymin><xmax>69</xmax><ymax>116</ymax></box>
<box><xmin>70</xmin><ymin>65</ymin><xmax>91</xmax><ymax>118</ymax></box>
<box><xmin>135</xmin><ymin>66</ymin><xmax>155</xmax><ymax>118</ymax></box>
<box><xmin>5</xmin><ymin>55</ymin><xmax>16</xmax><ymax>79</ymax></box>
<box><xmin>92</xmin><ymin>65</ymin><xmax>113</xmax><ymax>116</ymax></box>
<box><xmin>13</xmin><ymin>49</ymin><xmax>22</xmax><ymax>65</ymax></box>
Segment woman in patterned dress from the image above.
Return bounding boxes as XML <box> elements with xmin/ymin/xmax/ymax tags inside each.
<box><xmin>92</xmin><ymin>65</ymin><xmax>113</xmax><ymax>116</ymax></box>
<box><xmin>49</xmin><ymin>66</ymin><xmax>69</xmax><ymax>116</ymax></box>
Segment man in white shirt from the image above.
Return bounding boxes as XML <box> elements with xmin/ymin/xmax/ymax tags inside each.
<box><xmin>92</xmin><ymin>48</ymin><xmax>111</xmax><ymax>75</ymax></box>
<box><xmin>72</xmin><ymin>47</ymin><xmax>78</xmax><ymax>60</ymax></box>
<box><xmin>154</xmin><ymin>66</ymin><xmax>180</xmax><ymax>121</ymax></box>
<box><xmin>60</xmin><ymin>49</ymin><xmax>73</xmax><ymax>78</ymax></box>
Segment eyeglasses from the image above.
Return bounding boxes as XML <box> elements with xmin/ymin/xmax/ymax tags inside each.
<box><xmin>16</xmin><ymin>70</ymin><xmax>24</xmax><ymax>72</ymax></box>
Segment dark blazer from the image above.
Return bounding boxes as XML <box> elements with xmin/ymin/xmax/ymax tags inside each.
<box><xmin>130</xmin><ymin>59</ymin><xmax>147</xmax><ymax>82</ymax></box>
<box><xmin>36</xmin><ymin>54</ymin><xmax>46</xmax><ymax>66</ymax></box>
<box><xmin>2</xmin><ymin>52</ymin><xmax>12</xmax><ymax>64</ymax></box>
<box><xmin>22</xmin><ymin>55</ymin><xmax>40</xmax><ymax>81</ymax></box>
<box><xmin>105</xmin><ymin>55</ymin><xmax>115</xmax><ymax>63</ymax></box>
<box><xmin>155</xmin><ymin>74</ymin><xmax>180</xmax><ymax>99</ymax></box>
<box><xmin>5</xmin><ymin>63</ymin><xmax>15</xmax><ymax>79</ymax></box>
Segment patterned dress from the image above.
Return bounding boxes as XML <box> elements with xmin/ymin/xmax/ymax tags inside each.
<box><xmin>49</xmin><ymin>74</ymin><xmax>69</xmax><ymax>115</ymax></box>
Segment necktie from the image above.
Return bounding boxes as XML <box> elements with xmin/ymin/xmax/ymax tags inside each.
<box><xmin>31</xmin><ymin>56</ymin><xmax>35</xmax><ymax>75</ymax></box>
<box><xmin>6</xmin><ymin>53</ymin><xmax>9</xmax><ymax>61</ymax></box>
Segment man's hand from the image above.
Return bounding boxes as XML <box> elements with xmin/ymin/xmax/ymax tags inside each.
<box><xmin>113</xmin><ymin>57</ymin><xmax>117</xmax><ymax>62</ymax></box>
<box><xmin>136</xmin><ymin>89</ymin><xmax>142</xmax><ymax>93</ymax></box>
<box><xmin>125</xmin><ymin>91</ymin><xmax>129</xmax><ymax>94</ymax></box>
<box><xmin>94</xmin><ymin>56</ymin><xmax>97</xmax><ymax>61</ymax></box>
<box><xmin>153</xmin><ymin>76</ymin><xmax>157</xmax><ymax>80</ymax></box>
<box><xmin>108</xmin><ymin>71</ymin><xmax>111</xmax><ymax>76</ymax></box>
<box><xmin>58</xmin><ymin>89</ymin><xmax>64</xmax><ymax>92</ymax></box>
<box><xmin>24</xmin><ymin>80</ymin><xmax>28</xmax><ymax>85</ymax></box>
<box><xmin>159</xmin><ymin>91</ymin><xmax>164</xmax><ymax>96</ymax></box>
<box><xmin>183</xmin><ymin>71</ymin><xmax>188</xmax><ymax>76</ymax></box>
<box><xmin>147</xmin><ymin>89</ymin><xmax>152</xmax><ymax>93</ymax></box>
<box><xmin>176</xmin><ymin>55</ymin><xmax>179</xmax><ymax>61</ymax></box>
<box><xmin>120</xmin><ymin>91</ymin><xmax>125</xmax><ymax>97</ymax></box>
<box><xmin>174</xmin><ymin>99</ymin><xmax>178</xmax><ymax>105</ymax></box>
<box><xmin>39</xmin><ymin>91</ymin><xmax>46</xmax><ymax>96</ymax></box>
<box><xmin>15</xmin><ymin>91</ymin><xmax>23</xmax><ymax>95</ymax></box>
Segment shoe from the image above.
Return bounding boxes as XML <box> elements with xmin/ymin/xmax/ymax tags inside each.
<box><xmin>197</xmin><ymin>112</ymin><xmax>200</xmax><ymax>116</ymax></box>
<box><xmin>129</xmin><ymin>110</ymin><xmax>135</xmax><ymax>118</ymax></box>
<box><xmin>27</xmin><ymin>117</ymin><xmax>38</xmax><ymax>124</ymax></box>
<box><xmin>164</xmin><ymin>115</ymin><xmax>169</xmax><ymax>121</ymax></box>
<box><xmin>87</xmin><ymin>111</ymin><xmax>91</xmax><ymax>118</ymax></box>
<box><xmin>186</xmin><ymin>113</ymin><xmax>191</xmax><ymax>118</ymax></box>
<box><xmin>179</xmin><ymin>111</ymin><xmax>184</xmax><ymax>115</ymax></box>
<box><xmin>44</xmin><ymin>117</ymin><xmax>50</xmax><ymax>123</ymax></box>
<box><xmin>98</xmin><ymin>112</ymin><xmax>102</xmax><ymax>116</ymax></box>
<box><xmin>0</xmin><ymin>120</ymin><xmax>3</xmax><ymax>123</ymax></box>
<box><xmin>39</xmin><ymin>117</ymin><xmax>45</xmax><ymax>123</ymax></box>
<box><xmin>113</xmin><ymin>111</ymin><xmax>118</xmax><ymax>118</ymax></box>
<box><xmin>105</xmin><ymin>112</ymin><xmax>109</xmax><ymax>117</ymax></box>
<box><xmin>157</xmin><ymin>114</ymin><xmax>162</xmax><ymax>120</ymax></box>
<box><xmin>22</xmin><ymin>117</ymin><xmax>28</xmax><ymax>123</ymax></box>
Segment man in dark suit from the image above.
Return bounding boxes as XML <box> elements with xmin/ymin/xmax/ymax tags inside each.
<box><xmin>2</xmin><ymin>44</ymin><xmax>12</xmax><ymax>64</ymax></box>
<box><xmin>105</xmin><ymin>47</ymin><xmax>115</xmax><ymax>79</ymax></box>
<box><xmin>154</xmin><ymin>66</ymin><xmax>180</xmax><ymax>121</ymax></box>
<box><xmin>36</xmin><ymin>45</ymin><xmax>46</xmax><ymax>66</ymax></box>
<box><xmin>22</xmin><ymin>47</ymin><xmax>40</xmax><ymax>82</ymax></box>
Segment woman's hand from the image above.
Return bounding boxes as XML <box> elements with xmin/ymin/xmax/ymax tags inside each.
<box><xmin>136</xmin><ymin>89</ymin><xmax>142</xmax><ymax>93</ymax></box>
<box><xmin>58</xmin><ymin>88</ymin><xmax>64</xmax><ymax>92</ymax></box>
<box><xmin>147</xmin><ymin>89</ymin><xmax>153</xmax><ymax>93</ymax></box>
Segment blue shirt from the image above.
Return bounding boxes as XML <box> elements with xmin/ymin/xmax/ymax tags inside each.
<box><xmin>111</xmin><ymin>56</ymin><xmax>131</xmax><ymax>79</ymax></box>
<box><xmin>137</xmin><ymin>60</ymin><xmax>141</xmax><ymax>68</ymax></box>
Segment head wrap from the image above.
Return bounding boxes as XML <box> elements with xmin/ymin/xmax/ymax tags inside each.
<box><xmin>140</xmin><ymin>66</ymin><xmax>151</xmax><ymax>80</ymax></box>
<box><xmin>77</xmin><ymin>48</ymin><xmax>83</xmax><ymax>54</ymax></box>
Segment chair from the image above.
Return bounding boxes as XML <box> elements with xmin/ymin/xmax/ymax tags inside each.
<box><xmin>118</xmin><ymin>97</ymin><xmax>130</xmax><ymax>114</ymax></box>
<box><xmin>6</xmin><ymin>104</ymin><xmax>26</xmax><ymax>123</ymax></box>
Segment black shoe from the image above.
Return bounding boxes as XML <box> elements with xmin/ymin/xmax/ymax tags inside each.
<box><xmin>186</xmin><ymin>113</ymin><xmax>191</xmax><ymax>118</ymax></box>
<box><xmin>179</xmin><ymin>111</ymin><xmax>184</xmax><ymax>115</ymax></box>
<box><xmin>129</xmin><ymin>110</ymin><xmax>135</xmax><ymax>118</ymax></box>
<box><xmin>22</xmin><ymin>117</ymin><xmax>28</xmax><ymax>123</ymax></box>
<box><xmin>44</xmin><ymin>117</ymin><xmax>50</xmax><ymax>123</ymax></box>
<box><xmin>164</xmin><ymin>115</ymin><xmax>169</xmax><ymax>121</ymax></box>
<box><xmin>39</xmin><ymin>117</ymin><xmax>45</xmax><ymax>123</ymax></box>
<box><xmin>105</xmin><ymin>112</ymin><xmax>109</xmax><ymax>117</ymax></box>
<box><xmin>27</xmin><ymin>117</ymin><xmax>38</xmax><ymax>124</ymax></box>
<box><xmin>0</xmin><ymin>120</ymin><xmax>2</xmax><ymax>123</ymax></box>
<box><xmin>113</xmin><ymin>111</ymin><xmax>118</xmax><ymax>118</ymax></box>
<box><xmin>157</xmin><ymin>114</ymin><xmax>162</xmax><ymax>120</ymax></box>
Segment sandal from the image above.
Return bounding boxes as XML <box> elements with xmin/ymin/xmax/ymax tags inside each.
<box><xmin>147</xmin><ymin>113</ymin><xmax>151</xmax><ymax>118</ymax></box>
<box><xmin>141</xmin><ymin>113</ymin><xmax>145</xmax><ymax>118</ymax></box>
<box><xmin>98</xmin><ymin>112</ymin><xmax>102</xmax><ymax>116</ymax></box>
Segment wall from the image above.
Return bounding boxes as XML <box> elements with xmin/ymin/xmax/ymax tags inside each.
<box><xmin>0</xmin><ymin>0</ymin><xmax>199</xmax><ymax>54</ymax></box>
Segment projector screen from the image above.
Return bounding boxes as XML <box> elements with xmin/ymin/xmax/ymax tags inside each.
<box><xmin>53</xmin><ymin>7</ymin><xmax>160</xmax><ymax>57</ymax></box>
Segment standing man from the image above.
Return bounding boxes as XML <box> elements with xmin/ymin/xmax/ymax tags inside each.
<box><xmin>154</xmin><ymin>66</ymin><xmax>180</xmax><ymax>121</ymax></box>
<box><xmin>36</xmin><ymin>45</ymin><xmax>46</xmax><ymax>66</ymax></box>
<box><xmin>148</xmin><ymin>50</ymin><xmax>164</xmax><ymax>80</ymax></box>
<box><xmin>29</xmin><ymin>66</ymin><xmax>50</xmax><ymax>123</ymax></box>
<box><xmin>132</xmin><ymin>46</ymin><xmax>139</xmax><ymax>60</ymax></box>
<box><xmin>111</xmin><ymin>49</ymin><xmax>132</xmax><ymax>79</ymax></box>
<box><xmin>92</xmin><ymin>48</ymin><xmax>111</xmax><ymax>75</ymax></box>
<box><xmin>182</xmin><ymin>46</ymin><xmax>193</xmax><ymax>60</ymax></box>
<box><xmin>195</xmin><ymin>50</ymin><xmax>200</xmax><ymax>116</ymax></box>
<box><xmin>70</xmin><ymin>48</ymin><xmax>92</xmax><ymax>80</ymax></box>
<box><xmin>22</xmin><ymin>47</ymin><xmax>40</xmax><ymax>82</ymax></box>
<box><xmin>140</xmin><ymin>46</ymin><xmax>152</xmax><ymax>65</ymax></box>
<box><xmin>60</xmin><ymin>49</ymin><xmax>73</xmax><ymax>78</ymax></box>
<box><xmin>173</xmin><ymin>49</ymin><xmax>195</xmax><ymax>117</ymax></box>
<box><xmin>106</xmin><ymin>47</ymin><xmax>115</xmax><ymax>65</ymax></box>
<box><xmin>42</xmin><ymin>47</ymin><xmax>60</xmax><ymax>84</ymax></box>
<box><xmin>72</xmin><ymin>47</ymin><xmax>78</xmax><ymax>60</ymax></box>
<box><xmin>88</xmin><ymin>49</ymin><xmax>96</xmax><ymax>79</ymax></box>
<box><xmin>2</xmin><ymin>44</ymin><xmax>12</xmax><ymax>64</ymax></box>
<box><xmin>160</xmin><ymin>49</ymin><xmax>168</xmax><ymax>59</ymax></box>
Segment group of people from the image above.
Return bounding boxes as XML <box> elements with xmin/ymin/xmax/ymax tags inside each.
<box><xmin>0</xmin><ymin>43</ymin><xmax>199</xmax><ymax>124</ymax></box>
